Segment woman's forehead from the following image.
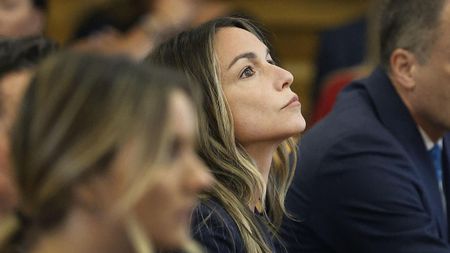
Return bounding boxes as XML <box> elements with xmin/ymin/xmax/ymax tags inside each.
<box><xmin>213</xmin><ymin>27</ymin><xmax>268</xmax><ymax>64</ymax></box>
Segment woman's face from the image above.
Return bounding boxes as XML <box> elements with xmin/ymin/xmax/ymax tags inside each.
<box><xmin>0</xmin><ymin>0</ymin><xmax>43</xmax><ymax>37</ymax></box>
<box><xmin>214</xmin><ymin>27</ymin><xmax>306</xmax><ymax>147</ymax></box>
<box><xmin>130</xmin><ymin>91</ymin><xmax>213</xmax><ymax>249</ymax></box>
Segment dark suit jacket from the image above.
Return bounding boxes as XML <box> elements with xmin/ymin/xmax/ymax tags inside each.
<box><xmin>278</xmin><ymin>68</ymin><xmax>450</xmax><ymax>253</ymax></box>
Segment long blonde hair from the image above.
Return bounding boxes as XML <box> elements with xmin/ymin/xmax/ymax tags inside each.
<box><xmin>0</xmin><ymin>52</ymin><xmax>200</xmax><ymax>253</ymax></box>
<box><xmin>148</xmin><ymin>17</ymin><xmax>297</xmax><ymax>253</ymax></box>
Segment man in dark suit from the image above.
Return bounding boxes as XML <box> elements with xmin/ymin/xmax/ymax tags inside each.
<box><xmin>279</xmin><ymin>0</ymin><xmax>450</xmax><ymax>252</ymax></box>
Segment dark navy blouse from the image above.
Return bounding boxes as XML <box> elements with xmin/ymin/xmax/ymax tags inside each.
<box><xmin>191</xmin><ymin>198</ymin><xmax>276</xmax><ymax>253</ymax></box>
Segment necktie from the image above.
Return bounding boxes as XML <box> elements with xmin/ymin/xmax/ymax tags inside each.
<box><xmin>429</xmin><ymin>144</ymin><xmax>443</xmax><ymax>187</ymax></box>
<box><xmin>429</xmin><ymin>144</ymin><xmax>446</xmax><ymax>214</ymax></box>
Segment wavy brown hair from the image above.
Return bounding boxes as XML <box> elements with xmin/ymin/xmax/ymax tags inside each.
<box><xmin>148</xmin><ymin>17</ymin><xmax>297</xmax><ymax>253</ymax></box>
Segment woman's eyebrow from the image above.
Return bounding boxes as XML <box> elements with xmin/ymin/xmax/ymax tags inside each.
<box><xmin>227</xmin><ymin>52</ymin><xmax>257</xmax><ymax>70</ymax></box>
<box><xmin>227</xmin><ymin>47</ymin><xmax>270</xmax><ymax>70</ymax></box>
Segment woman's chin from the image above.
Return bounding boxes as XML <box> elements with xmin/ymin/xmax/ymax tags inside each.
<box><xmin>298</xmin><ymin>118</ymin><xmax>307</xmax><ymax>133</ymax></box>
<box><xmin>153</xmin><ymin>228</ymin><xmax>190</xmax><ymax>251</ymax></box>
<box><xmin>287</xmin><ymin>119</ymin><xmax>307</xmax><ymax>137</ymax></box>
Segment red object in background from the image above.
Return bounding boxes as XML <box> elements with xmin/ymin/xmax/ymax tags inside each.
<box><xmin>310</xmin><ymin>71</ymin><xmax>357</xmax><ymax>126</ymax></box>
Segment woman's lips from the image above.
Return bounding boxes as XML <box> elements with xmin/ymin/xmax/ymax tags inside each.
<box><xmin>282</xmin><ymin>95</ymin><xmax>300</xmax><ymax>109</ymax></box>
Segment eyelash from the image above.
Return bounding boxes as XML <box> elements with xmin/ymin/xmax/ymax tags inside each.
<box><xmin>240</xmin><ymin>66</ymin><xmax>255</xmax><ymax>79</ymax></box>
<box><xmin>170</xmin><ymin>139</ymin><xmax>182</xmax><ymax>159</ymax></box>
<box><xmin>239</xmin><ymin>59</ymin><xmax>276</xmax><ymax>79</ymax></box>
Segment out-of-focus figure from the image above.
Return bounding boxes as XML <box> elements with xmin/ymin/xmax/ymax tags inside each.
<box><xmin>0</xmin><ymin>52</ymin><xmax>212</xmax><ymax>253</ymax></box>
<box><xmin>72</xmin><ymin>0</ymin><xmax>201</xmax><ymax>61</ymax></box>
<box><xmin>0</xmin><ymin>36</ymin><xmax>57</xmax><ymax>218</ymax></box>
<box><xmin>310</xmin><ymin>0</ymin><xmax>381</xmax><ymax>126</ymax></box>
<box><xmin>0</xmin><ymin>0</ymin><xmax>47</xmax><ymax>38</ymax></box>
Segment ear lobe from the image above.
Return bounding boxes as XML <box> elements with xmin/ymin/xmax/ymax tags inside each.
<box><xmin>74</xmin><ymin>182</ymin><xmax>102</xmax><ymax>213</ymax></box>
<box><xmin>74</xmin><ymin>176</ymin><xmax>113</xmax><ymax>214</ymax></box>
<box><xmin>390</xmin><ymin>48</ymin><xmax>417</xmax><ymax>90</ymax></box>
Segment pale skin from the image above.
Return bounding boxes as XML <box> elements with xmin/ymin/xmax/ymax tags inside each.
<box><xmin>31</xmin><ymin>205</ymin><xmax>133</xmax><ymax>253</ymax></box>
<box><xmin>214</xmin><ymin>27</ymin><xmax>306</xmax><ymax>210</ymax></box>
<box><xmin>389</xmin><ymin>0</ymin><xmax>450</xmax><ymax>143</ymax></box>
<box><xmin>124</xmin><ymin>91</ymin><xmax>213</xmax><ymax>250</ymax></box>
<box><xmin>0</xmin><ymin>0</ymin><xmax>44</xmax><ymax>37</ymax></box>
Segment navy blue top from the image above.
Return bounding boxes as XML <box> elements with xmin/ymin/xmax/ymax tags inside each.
<box><xmin>191</xmin><ymin>198</ymin><xmax>276</xmax><ymax>253</ymax></box>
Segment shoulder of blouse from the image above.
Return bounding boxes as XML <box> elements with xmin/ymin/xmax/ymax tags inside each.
<box><xmin>191</xmin><ymin>198</ymin><xmax>245</xmax><ymax>253</ymax></box>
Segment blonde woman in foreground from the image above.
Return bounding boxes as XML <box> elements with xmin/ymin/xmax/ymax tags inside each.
<box><xmin>0</xmin><ymin>52</ymin><xmax>212</xmax><ymax>253</ymax></box>
<box><xmin>148</xmin><ymin>17</ymin><xmax>306</xmax><ymax>253</ymax></box>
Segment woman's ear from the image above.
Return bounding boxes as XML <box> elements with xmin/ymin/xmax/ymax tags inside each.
<box><xmin>389</xmin><ymin>48</ymin><xmax>418</xmax><ymax>91</ymax></box>
<box><xmin>73</xmin><ymin>176</ymin><xmax>115</xmax><ymax>215</ymax></box>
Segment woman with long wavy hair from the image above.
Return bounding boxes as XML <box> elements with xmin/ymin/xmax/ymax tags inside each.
<box><xmin>0</xmin><ymin>52</ymin><xmax>212</xmax><ymax>253</ymax></box>
<box><xmin>148</xmin><ymin>17</ymin><xmax>306</xmax><ymax>253</ymax></box>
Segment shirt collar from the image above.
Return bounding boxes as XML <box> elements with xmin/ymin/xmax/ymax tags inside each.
<box><xmin>418</xmin><ymin>126</ymin><xmax>443</xmax><ymax>150</ymax></box>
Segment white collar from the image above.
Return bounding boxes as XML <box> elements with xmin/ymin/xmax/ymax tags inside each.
<box><xmin>418</xmin><ymin>126</ymin><xmax>443</xmax><ymax>150</ymax></box>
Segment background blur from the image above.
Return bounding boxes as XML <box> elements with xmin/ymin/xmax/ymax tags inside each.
<box><xmin>46</xmin><ymin>0</ymin><xmax>371</xmax><ymax>123</ymax></box>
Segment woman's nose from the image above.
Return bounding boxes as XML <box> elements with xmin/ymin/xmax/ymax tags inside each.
<box><xmin>185</xmin><ymin>155</ymin><xmax>214</xmax><ymax>193</ymax></box>
<box><xmin>274</xmin><ymin>65</ymin><xmax>294</xmax><ymax>90</ymax></box>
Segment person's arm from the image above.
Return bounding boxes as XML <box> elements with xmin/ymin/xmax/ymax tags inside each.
<box><xmin>191</xmin><ymin>202</ymin><xmax>244</xmax><ymax>253</ymax></box>
<box><xmin>308</xmin><ymin>134</ymin><xmax>449</xmax><ymax>253</ymax></box>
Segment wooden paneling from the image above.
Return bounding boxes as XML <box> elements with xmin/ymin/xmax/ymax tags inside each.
<box><xmin>231</xmin><ymin>0</ymin><xmax>369</xmax><ymax>29</ymax></box>
<box><xmin>46</xmin><ymin>0</ymin><xmax>109</xmax><ymax>44</ymax></box>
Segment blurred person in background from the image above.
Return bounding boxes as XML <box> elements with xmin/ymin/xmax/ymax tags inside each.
<box><xmin>149</xmin><ymin>17</ymin><xmax>305</xmax><ymax>253</ymax></box>
<box><xmin>71</xmin><ymin>0</ymin><xmax>201</xmax><ymax>61</ymax></box>
<box><xmin>0</xmin><ymin>52</ymin><xmax>212</xmax><ymax>253</ymax></box>
<box><xmin>310</xmin><ymin>0</ymin><xmax>381</xmax><ymax>126</ymax></box>
<box><xmin>0</xmin><ymin>36</ymin><xmax>57</xmax><ymax>218</ymax></box>
<box><xmin>0</xmin><ymin>0</ymin><xmax>47</xmax><ymax>37</ymax></box>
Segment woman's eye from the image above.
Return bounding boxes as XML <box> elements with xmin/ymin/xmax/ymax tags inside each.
<box><xmin>267</xmin><ymin>59</ymin><xmax>276</xmax><ymax>65</ymax></box>
<box><xmin>170</xmin><ymin>139</ymin><xmax>181</xmax><ymax>159</ymax></box>
<box><xmin>240</xmin><ymin>66</ymin><xmax>255</xmax><ymax>79</ymax></box>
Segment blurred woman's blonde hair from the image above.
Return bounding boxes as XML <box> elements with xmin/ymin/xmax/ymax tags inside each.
<box><xmin>0</xmin><ymin>52</ymin><xmax>201</xmax><ymax>253</ymax></box>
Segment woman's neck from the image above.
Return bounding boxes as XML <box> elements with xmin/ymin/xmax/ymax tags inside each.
<box><xmin>31</xmin><ymin>208</ymin><xmax>132</xmax><ymax>253</ymax></box>
<box><xmin>242</xmin><ymin>141</ymin><xmax>279</xmax><ymax>211</ymax></box>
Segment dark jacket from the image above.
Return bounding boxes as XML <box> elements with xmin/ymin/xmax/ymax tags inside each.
<box><xmin>279</xmin><ymin>67</ymin><xmax>450</xmax><ymax>253</ymax></box>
